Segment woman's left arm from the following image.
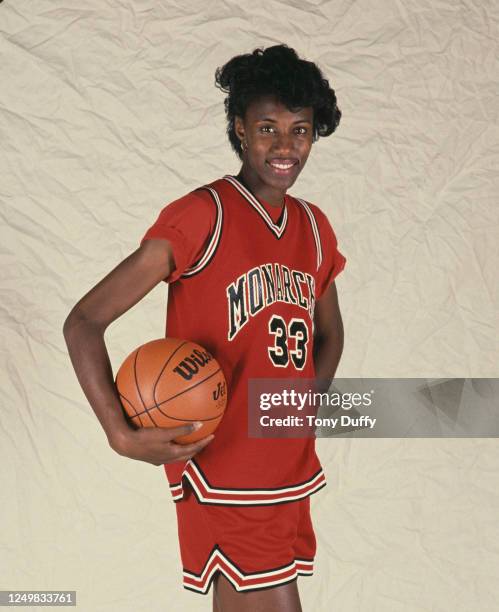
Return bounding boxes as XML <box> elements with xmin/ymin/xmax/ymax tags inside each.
<box><xmin>313</xmin><ymin>281</ymin><xmax>344</xmax><ymax>392</ymax></box>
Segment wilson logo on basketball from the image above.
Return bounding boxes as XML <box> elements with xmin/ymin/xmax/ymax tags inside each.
<box><xmin>173</xmin><ymin>349</ymin><xmax>213</xmax><ymax>381</ymax></box>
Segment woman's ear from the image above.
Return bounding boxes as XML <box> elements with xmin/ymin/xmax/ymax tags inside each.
<box><xmin>234</xmin><ymin>115</ymin><xmax>245</xmax><ymax>142</ymax></box>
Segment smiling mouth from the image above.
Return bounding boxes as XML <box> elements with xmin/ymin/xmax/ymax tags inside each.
<box><xmin>266</xmin><ymin>160</ymin><xmax>298</xmax><ymax>174</ymax></box>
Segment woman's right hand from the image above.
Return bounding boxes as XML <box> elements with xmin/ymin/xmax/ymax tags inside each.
<box><xmin>110</xmin><ymin>422</ymin><xmax>215</xmax><ymax>466</ymax></box>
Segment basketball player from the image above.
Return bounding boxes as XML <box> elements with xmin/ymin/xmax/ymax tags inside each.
<box><xmin>63</xmin><ymin>44</ymin><xmax>346</xmax><ymax>612</ymax></box>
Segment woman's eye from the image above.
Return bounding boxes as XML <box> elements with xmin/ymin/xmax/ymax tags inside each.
<box><xmin>260</xmin><ymin>126</ymin><xmax>274</xmax><ymax>133</ymax></box>
<box><xmin>296</xmin><ymin>127</ymin><xmax>307</xmax><ymax>135</ymax></box>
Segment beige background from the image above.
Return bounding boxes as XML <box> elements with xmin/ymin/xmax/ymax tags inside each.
<box><xmin>1</xmin><ymin>1</ymin><xmax>498</xmax><ymax>610</ymax></box>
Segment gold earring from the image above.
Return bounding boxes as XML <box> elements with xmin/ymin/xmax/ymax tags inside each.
<box><xmin>242</xmin><ymin>140</ymin><xmax>248</xmax><ymax>152</ymax></box>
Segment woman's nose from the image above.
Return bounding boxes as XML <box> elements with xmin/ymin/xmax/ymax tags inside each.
<box><xmin>271</xmin><ymin>133</ymin><xmax>294</xmax><ymax>154</ymax></box>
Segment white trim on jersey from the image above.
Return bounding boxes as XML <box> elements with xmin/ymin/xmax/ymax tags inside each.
<box><xmin>181</xmin><ymin>187</ymin><xmax>223</xmax><ymax>277</ymax></box>
<box><xmin>168</xmin><ymin>459</ymin><xmax>327</xmax><ymax>505</ymax></box>
<box><xmin>295</xmin><ymin>198</ymin><xmax>323</xmax><ymax>271</ymax></box>
<box><xmin>223</xmin><ymin>175</ymin><xmax>288</xmax><ymax>239</ymax></box>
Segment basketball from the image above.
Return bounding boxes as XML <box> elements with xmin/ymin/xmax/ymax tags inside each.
<box><xmin>114</xmin><ymin>338</ymin><xmax>227</xmax><ymax>444</ymax></box>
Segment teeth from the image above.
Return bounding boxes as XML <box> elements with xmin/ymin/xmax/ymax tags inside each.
<box><xmin>270</xmin><ymin>162</ymin><xmax>294</xmax><ymax>169</ymax></box>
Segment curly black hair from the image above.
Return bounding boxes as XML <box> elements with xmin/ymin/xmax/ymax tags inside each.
<box><xmin>214</xmin><ymin>44</ymin><xmax>341</xmax><ymax>160</ymax></box>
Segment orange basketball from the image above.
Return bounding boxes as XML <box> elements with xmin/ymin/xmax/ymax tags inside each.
<box><xmin>114</xmin><ymin>338</ymin><xmax>227</xmax><ymax>444</ymax></box>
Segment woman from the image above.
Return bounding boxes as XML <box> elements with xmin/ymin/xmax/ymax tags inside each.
<box><xmin>64</xmin><ymin>43</ymin><xmax>346</xmax><ymax>612</ymax></box>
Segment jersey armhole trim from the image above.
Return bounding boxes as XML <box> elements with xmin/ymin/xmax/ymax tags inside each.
<box><xmin>180</xmin><ymin>186</ymin><xmax>223</xmax><ymax>278</ymax></box>
<box><xmin>295</xmin><ymin>198</ymin><xmax>323</xmax><ymax>271</ymax></box>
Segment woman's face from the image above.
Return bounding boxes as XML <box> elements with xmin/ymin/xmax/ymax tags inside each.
<box><xmin>235</xmin><ymin>94</ymin><xmax>314</xmax><ymax>192</ymax></box>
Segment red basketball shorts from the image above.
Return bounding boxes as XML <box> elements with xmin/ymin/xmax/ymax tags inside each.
<box><xmin>174</xmin><ymin>480</ymin><xmax>317</xmax><ymax>594</ymax></box>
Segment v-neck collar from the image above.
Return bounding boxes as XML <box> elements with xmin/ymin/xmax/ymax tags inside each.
<box><xmin>223</xmin><ymin>174</ymin><xmax>288</xmax><ymax>239</ymax></box>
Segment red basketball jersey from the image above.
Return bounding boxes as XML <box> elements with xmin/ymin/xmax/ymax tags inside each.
<box><xmin>140</xmin><ymin>174</ymin><xmax>346</xmax><ymax>505</ymax></box>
